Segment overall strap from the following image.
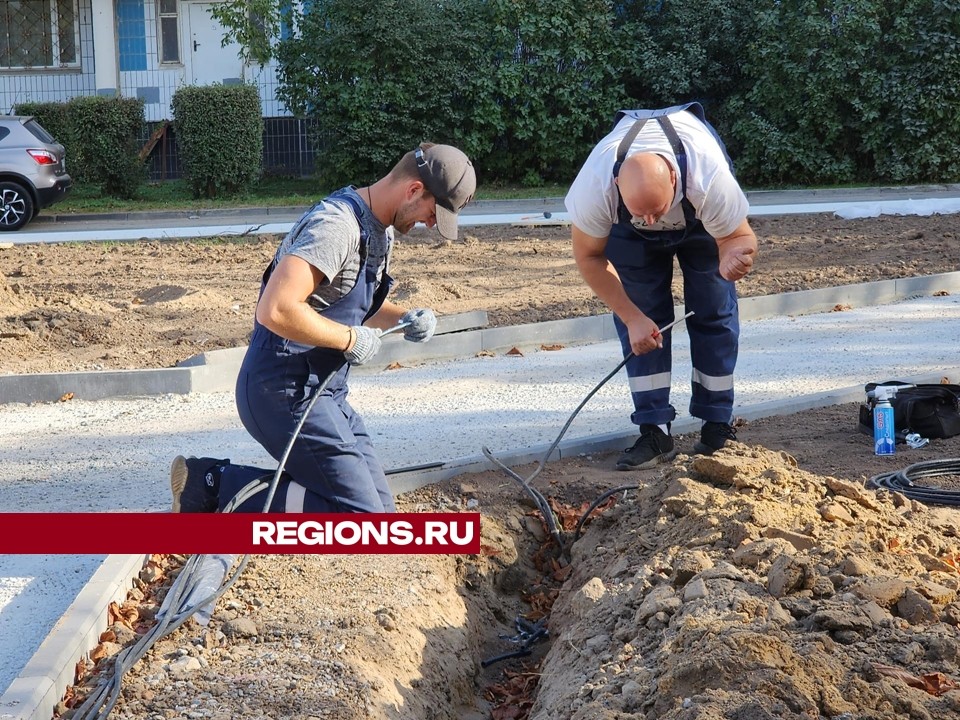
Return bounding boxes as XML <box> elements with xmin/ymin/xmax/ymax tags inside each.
<box><xmin>613</xmin><ymin>118</ymin><xmax>647</xmax><ymax>180</ymax></box>
<box><xmin>655</xmin><ymin>115</ymin><xmax>697</xmax><ymax>228</ymax></box>
<box><xmin>614</xmin><ymin>112</ymin><xmax>696</xmax><ymax>228</ymax></box>
<box><xmin>261</xmin><ymin>192</ymin><xmax>368</xmax><ymax>285</ymax></box>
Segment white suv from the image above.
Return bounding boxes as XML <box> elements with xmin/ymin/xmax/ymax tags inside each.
<box><xmin>0</xmin><ymin>116</ymin><xmax>73</xmax><ymax>231</ymax></box>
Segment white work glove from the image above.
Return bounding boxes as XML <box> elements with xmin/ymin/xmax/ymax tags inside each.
<box><xmin>400</xmin><ymin>308</ymin><xmax>437</xmax><ymax>343</ymax></box>
<box><xmin>344</xmin><ymin>326</ymin><xmax>382</xmax><ymax>365</ymax></box>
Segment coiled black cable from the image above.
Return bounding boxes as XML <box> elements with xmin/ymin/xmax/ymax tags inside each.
<box><xmin>868</xmin><ymin>458</ymin><xmax>960</xmax><ymax>506</ymax></box>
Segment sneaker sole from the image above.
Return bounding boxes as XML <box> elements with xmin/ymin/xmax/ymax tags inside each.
<box><xmin>170</xmin><ymin>455</ymin><xmax>188</xmax><ymax>513</ymax></box>
<box><xmin>616</xmin><ymin>448</ymin><xmax>678</xmax><ymax>471</ymax></box>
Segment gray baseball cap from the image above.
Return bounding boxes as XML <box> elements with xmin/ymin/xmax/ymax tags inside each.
<box><xmin>415</xmin><ymin>144</ymin><xmax>476</xmax><ymax>240</ymax></box>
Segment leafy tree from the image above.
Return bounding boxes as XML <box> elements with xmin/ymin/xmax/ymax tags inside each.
<box><xmin>863</xmin><ymin>0</ymin><xmax>960</xmax><ymax>182</ymax></box>
<box><xmin>213</xmin><ymin>0</ymin><xmax>626</xmax><ymax>186</ymax></box>
<box><xmin>616</xmin><ymin>0</ymin><xmax>752</xmax><ymax>135</ymax></box>
<box><xmin>265</xmin><ymin>0</ymin><xmax>497</xmax><ymax>187</ymax></box>
<box><xmin>480</xmin><ymin>0</ymin><xmax>628</xmax><ymax>184</ymax></box>
<box><xmin>721</xmin><ymin>0</ymin><xmax>884</xmax><ymax>186</ymax></box>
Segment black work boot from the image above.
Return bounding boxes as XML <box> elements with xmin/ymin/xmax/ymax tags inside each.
<box><xmin>616</xmin><ymin>424</ymin><xmax>676</xmax><ymax>470</ymax></box>
<box><xmin>693</xmin><ymin>421</ymin><xmax>737</xmax><ymax>456</ymax></box>
<box><xmin>169</xmin><ymin>456</ymin><xmax>227</xmax><ymax>513</ymax></box>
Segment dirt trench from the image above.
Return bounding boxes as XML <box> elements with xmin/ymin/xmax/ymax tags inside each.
<box><xmin>67</xmin><ymin>435</ymin><xmax>960</xmax><ymax>720</ymax></box>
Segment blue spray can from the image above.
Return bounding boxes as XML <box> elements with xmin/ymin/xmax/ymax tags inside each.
<box><xmin>872</xmin><ymin>388</ymin><xmax>895</xmax><ymax>456</ymax></box>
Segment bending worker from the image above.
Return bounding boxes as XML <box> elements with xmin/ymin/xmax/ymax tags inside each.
<box><xmin>170</xmin><ymin>143</ymin><xmax>476</xmax><ymax>513</ymax></box>
<box><xmin>565</xmin><ymin>103</ymin><xmax>757</xmax><ymax>470</ymax></box>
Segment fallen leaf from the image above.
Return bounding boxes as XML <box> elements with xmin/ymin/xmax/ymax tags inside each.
<box><xmin>934</xmin><ymin>290</ymin><xmax>950</xmax><ymax>297</ymax></box>
<box><xmin>540</xmin><ymin>344</ymin><xmax>564</xmax><ymax>351</ymax></box>
<box><xmin>476</xmin><ymin>350</ymin><xmax>496</xmax><ymax>357</ymax></box>
<box><xmin>832</xmin><ymin>304</ymin><xmax>851</xmax><ymax>312</ymax></box>
<box><xmin>872</xmin><ymin>662</ymin><xmax>959</xmax><ymax>696</ymax></box>
<box><xmin>385</xmin><ymin>361</ymin><xmax>406</xmax><ymax>370</ymax></box>
<box><xmin>59</xmin><ymin>392</ymin><xmax>74</xmax><ymax>402</ymax></box>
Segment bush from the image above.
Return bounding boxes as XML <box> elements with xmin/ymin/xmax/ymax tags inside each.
<box><xmin>66</xmin><ymin>96</ymin><xmax>146</xmax><ymax>198</ymax></box>
<box><xmin>14</xmin><ymin>101</ymin><xmax>72</xmax><ymax>148</ymax></box>
<box><xmin>172</xmin><ymin>84</ymin><xmax>263</xmax><ymax>198</ymax></box>
<box><xmin>17</xmin><ymin>96</ymin><xmax>145</xmax><ymax>198</ymax></box>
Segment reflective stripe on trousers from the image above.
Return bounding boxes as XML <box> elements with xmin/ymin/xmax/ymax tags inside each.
<box><xmin>606</xmin><ymin>220</ymin><xmax>739</xmax><ymax>426</ymax></box>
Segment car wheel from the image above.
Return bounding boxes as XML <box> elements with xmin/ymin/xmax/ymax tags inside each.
<box><xmin>0</xmin><ymin>181</ymin><xmax>35</xmax><ymax>231</ymax></box>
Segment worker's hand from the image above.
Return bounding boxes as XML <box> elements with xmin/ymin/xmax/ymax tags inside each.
<box><xmin>400</xmin><ymin>307</ymin><xmax>437</xmax><ymax>343</ymax></box>
<box><xmin>344</xmin><ymin>326</ymin><xmax>383</xmax><ymax>365</ymax></box>
<box><xmin>720</xmin><ymin>246</ymin><xmax>756</xmax><ymax>281</ymax></box>
<box><xmin>626</xmin><ymin>315</ymin><xmax>663</xmax><ymax>356</ymax></box>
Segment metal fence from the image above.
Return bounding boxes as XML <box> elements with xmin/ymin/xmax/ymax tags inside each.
<box><xmin>140</xmin><ymin>116</ymin><xmax>319</xmax><ymax>181</ymax></box>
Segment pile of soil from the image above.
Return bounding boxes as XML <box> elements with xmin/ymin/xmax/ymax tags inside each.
<box><xmin>68</xmin><ymin>411</ymin><xmax>960</xmax><ymax>720</ymax></box>
<box><xmin>12</xmin><ymin>209</ymin><xmax>958</xmax><ymax>719</ymax></box>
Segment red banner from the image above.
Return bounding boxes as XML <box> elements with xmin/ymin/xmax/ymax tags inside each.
<box><xmin>0</xmin><ymin>513</ymin><xmax>481</xmax><ymax>554</ymax></box>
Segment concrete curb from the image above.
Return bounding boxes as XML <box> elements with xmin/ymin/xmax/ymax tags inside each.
<box><xmin>2</xmin><ymin>272</ymin><xmax>959</xmax><ymax>406</ymax></box>
<box><xmin>0</xmin><ymin>554</ymin><xmax>146</xmax><ymax>720</ymax></box>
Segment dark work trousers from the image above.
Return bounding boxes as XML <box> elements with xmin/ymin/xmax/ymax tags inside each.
<box><xmin>219</xmin><ymin>241</ymin><xmax>394</xmax><ymax>513</ymax></box>
<box><xmin>605</xmin><ymin>220</ymin><xmax>739</xmax><ymax>427</ymax></box>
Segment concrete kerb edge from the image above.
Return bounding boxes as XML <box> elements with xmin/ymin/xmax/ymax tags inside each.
<box><xmin>2</xmin><ymin>272</ymin><xmax>959</xmax><ymax>406</ymax></box>
<box><xmin>9</xmin><ymin>366</ymin><xmax>960</xmax><ymax>719</ymax></box>
<box><xmin>0</xmin><ymin>554</ymin><xmax>147</xmax><ymax>720</ymax></box>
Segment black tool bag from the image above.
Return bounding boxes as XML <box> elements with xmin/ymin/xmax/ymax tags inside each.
<box><xmin>859</xmin><ymin>381</ymin><xmax>960</xmax><ymax>442</ymax></box>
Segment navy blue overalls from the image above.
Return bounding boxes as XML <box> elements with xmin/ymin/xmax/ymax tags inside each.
<box><xmin>219</xmin><ymin>191</ymin><xmax>395</xmax><ymax>513</ymax></box>
<box><xmin>604</xmin><ymin>103</ymin><xmax>740</xmax><ymax>427</ymax></box>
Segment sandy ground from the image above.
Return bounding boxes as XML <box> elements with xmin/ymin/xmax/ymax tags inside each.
<box><xmin>6</xmin><ymin>212</ymin><xmax>960</xmax><ymax>719</ymax></box>
<box><xmin>0</xmin><ymin>212</ymin><xmax>956</xmax><ymax>375</ymax></box>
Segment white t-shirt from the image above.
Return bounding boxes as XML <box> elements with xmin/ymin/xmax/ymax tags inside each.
<box><xmin>564</xmin><ymin>110</ymin><xmax>749</xmax><ymax>240</ymax></box>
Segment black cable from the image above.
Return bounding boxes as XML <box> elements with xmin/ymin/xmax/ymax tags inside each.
<box><xmin>868</xmin><ymin>458</ymin><xmax>960</xmax><ymax>506</ymax></box>
<box><xmin>482</xmin><ymin>313</ymin><xmax>695</xmax><ymax>553</ymax></box>
<box><xmin>482</xmin><ymin>354</ymin><xmax>632</xmax><ymax>552</ymax></box>
<box><xmin>572</xmin><ymin>483</ymin><xmax>640</xmax><ymax>542</ymax></box>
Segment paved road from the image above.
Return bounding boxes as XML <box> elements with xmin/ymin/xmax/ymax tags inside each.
<box><xmin>8</xmin><ymin>183</ymin><xmax>960</xmax><ymax>244</ymax></box>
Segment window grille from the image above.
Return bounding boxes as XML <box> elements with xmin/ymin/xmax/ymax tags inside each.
<box><xmin>0</xmin><ymin>0</ymin><xmax>80</xmax><ymax>69</ymax></box>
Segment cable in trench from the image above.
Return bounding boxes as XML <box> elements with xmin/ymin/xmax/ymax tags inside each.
<box><xmin>482</xmin><ymin>312</ymin><xmax>694</xmax><ymax>557</ymax></box>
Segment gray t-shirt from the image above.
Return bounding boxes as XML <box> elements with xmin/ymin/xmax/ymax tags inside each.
<box><xmin>273</xmin><ymin>186</ymin><xmax>393</xmax><ymax>310</ymax></box>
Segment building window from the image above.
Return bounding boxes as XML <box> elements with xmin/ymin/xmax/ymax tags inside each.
<box><xmin>158</xmin><ymin>0</ymin><xmax>178</xmax><ymax>63</ymax></box>
<box><xmin>0</xmin><ymin>0</ymin><xmax>79</xmax><ymax>69</ymax></box>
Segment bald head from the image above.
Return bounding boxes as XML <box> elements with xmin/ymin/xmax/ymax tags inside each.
<box><xmin>617</xmin><ymin>152</ymin><xmax>676</xmax><ymax>225</ymax></box>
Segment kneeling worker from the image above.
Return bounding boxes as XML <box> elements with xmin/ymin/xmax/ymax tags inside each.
<box><xmin>171</xmin><ymin>143</ymin><xmax>476</xmax><ymax>513</ymax></box>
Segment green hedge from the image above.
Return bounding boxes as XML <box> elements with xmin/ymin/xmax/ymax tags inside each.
<box><xmin>172</xmin><ymin>84</ymin><xmax>263</xmax><ymax>198</ymax></box>
<box><xmin>16</xmin><ymin>96</ymin><xmax>145</xmax><ymax>199</ymax></box>
<box><xmin>213</xmin><ymin>0</ymin><xmax>960</xmax><ymax>188</ymax></box>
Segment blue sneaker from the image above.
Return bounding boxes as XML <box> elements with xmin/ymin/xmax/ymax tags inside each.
<box><xmin>169</xmin><ymin>455</ymin><xmax>224</xmax><ymax>513</ymax></box>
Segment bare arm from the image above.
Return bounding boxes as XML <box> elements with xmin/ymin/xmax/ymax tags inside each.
<box><xmin>255</xmin><ymin>254</ymin><xmax>355</xmax><ymax>351</ymax></box>
<box><xmin>366</xmin><ymin>300</ymin><xmax>408</xmax><ymax>330</ymax></box>
<box><xmin>571</xmin><ymin>224</ymin><xmax>661</xmax><ymax>355</ymax></box>
<box><xmin>715</xmin><ymin>218</ymin><xmax>758</xmax><ymax>281</ymax></box>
